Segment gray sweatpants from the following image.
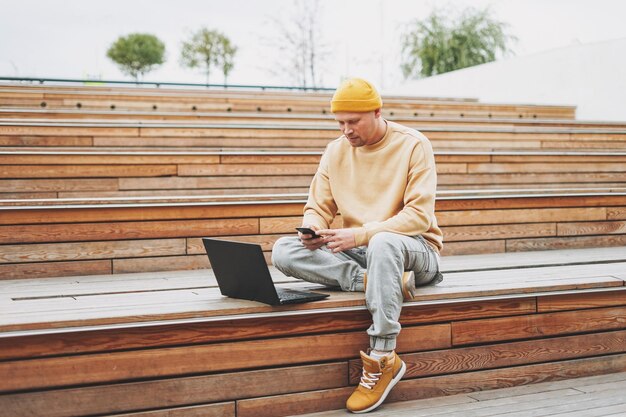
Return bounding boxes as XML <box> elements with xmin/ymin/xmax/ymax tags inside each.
<box><xmin>271</xmin><ymin>232</ymin><xmax>443</xmax><ymax>351</ymax></box>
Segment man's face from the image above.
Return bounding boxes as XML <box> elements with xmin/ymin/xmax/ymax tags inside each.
<box><xmin>334</xmin><ymin>109</ymin><xmax>382</xmax><ymax>147</ymax></box>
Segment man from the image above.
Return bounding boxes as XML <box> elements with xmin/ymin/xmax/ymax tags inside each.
<box><xmin>272</xmin><ymin>77</ymin><xmax>443</xmax><ymax>413</ymax></box>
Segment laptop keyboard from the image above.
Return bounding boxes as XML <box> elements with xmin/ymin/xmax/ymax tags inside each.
<box><xmin>276</xmin><ymin>288</ymin><xmax>311</xmax><ymax>300</ymax></box>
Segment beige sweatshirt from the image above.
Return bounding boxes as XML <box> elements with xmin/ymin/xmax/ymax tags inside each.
<box><xmin>303</xmin><ymin>120</ymin><xmax>443</xmax><ymax>252</ymax></box>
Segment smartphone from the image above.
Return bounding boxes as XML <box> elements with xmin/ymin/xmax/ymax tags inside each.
<box><xmin>295</xmin><ymin>227</ymin><xmax>320</xmax><ymax>238</ymax></box>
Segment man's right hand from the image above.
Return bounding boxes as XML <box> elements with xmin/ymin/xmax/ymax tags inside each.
<box><xmin>298</xmin><ymin>226</ymin><xmax>325</xmax><ymax>250</ymax></box>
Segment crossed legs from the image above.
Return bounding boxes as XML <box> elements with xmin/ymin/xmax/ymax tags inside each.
<box><xmin>272</xmin><ymin>231</ymin><xmax>442</xmax><ymax>350</ymax></box>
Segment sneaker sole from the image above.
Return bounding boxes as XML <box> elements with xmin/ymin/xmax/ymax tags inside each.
<box><xmin>350</xmin><ymin>360</ymin><xmax>407</xmax><ymax>414</ymax></box>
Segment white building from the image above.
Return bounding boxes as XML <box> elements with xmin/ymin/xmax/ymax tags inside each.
<box><xmin>386</xmin><ymin>38</ymin><xmax>626</xmax><ymax>122</ymax></box>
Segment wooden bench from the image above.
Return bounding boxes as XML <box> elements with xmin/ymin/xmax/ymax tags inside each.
<box><xmin>1</xmin><ymin>192</ymin><xmax>625</xmax><ymax>279</ymax></box>
<box><xmin>2</xmin><ymin>120</ymin><xmax>626</xmax><ymax>150</ymax></box>
<box><xmin>1</xmin><ymin>246</ymin><xmax>625</xmax><ymax>416</ymax></box>
<box><xmin>5</xmin><ymin>107</ymin><xmax>626</xmax><ymax>131</ymax></box>
<box><xmin>0</xmin><ymin>84</ymin><xmax>576</xmax><ymax>119</ymax></box>
<box><xmin>2</xmin><ymin>149</ymin><xmax>626</xmax><ymax>200</ymax></box>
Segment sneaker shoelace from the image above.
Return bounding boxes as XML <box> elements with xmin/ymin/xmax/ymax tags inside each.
<box><xmin>359</xmin><ymin>368</ymin><xmax>382</xmax><ymax>390</ymax></box>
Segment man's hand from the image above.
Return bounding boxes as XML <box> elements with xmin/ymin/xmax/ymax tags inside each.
<box><xmin>317</xmin><ymin>228</ymin><xmax>357</xmax><ymax>253</ymax></box>
<box><xmin>298</xmin><ymin>225</ymin><xmax>326</xmax><ymax>250</ymax></box>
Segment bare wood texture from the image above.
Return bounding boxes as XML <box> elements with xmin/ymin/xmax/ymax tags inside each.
<box><xmin>538</xmin><ymin>290</ymin><xmax>626</xmax><ymax>312</ymax></box>
<box><xmin>0</xmin><ymin>218</ymin><xmax>259</xmax><ymax>244</ymax></box>
<box><xmin>0</xmin><ymin>324</ymin><xmax>450</xmax><ymax>392</ymax></box>
<box><xmin>235</xmin><ymin>354</ymin><xmax>626</xmax><ymax>417</ymax></box>
<box><xmin>0</xmin><ymin>260</ymin><xmax>111</xmax><ymax>280</ymax></box>
<box><xmin>110</xmin><ymin>403</ymin><xmax>235</xmax><ymax>417</ymax></box>
<box><xmin>0</xmin><ymin>202</ymin><xmax>304</xmax><ymax>225</ymax></box>
<box><xmin>350</xmin><ymin>330</ymin><xmax>626</xmax><ymax>383</ymax></box>
<box><xmin>0</xmin><ymin>85</ymin><xmax>576</xmax><ymax>119</ymax></box>
<box><xmin>0</xmin><ymin>164</ymin><xmax>177</xmax><ymax>178</ymax></box>
<box><xmin>0</xmin><ymin>239</ymin><xmax>187</xmax><ymax>263</ymax></box>
<box><xmin>0</xmin><ymin>363</ymin><xmax>345</xmax><ymax>417</ymax></box>
<box><xmin>0</xmin><ymin>299</ymin><xmax>533</xmax><ymax>361</ymax></box>
<box><xmin>452</xmin><ymin>306</ymin><xmax>626</xmax><ymax>345</ymax></box>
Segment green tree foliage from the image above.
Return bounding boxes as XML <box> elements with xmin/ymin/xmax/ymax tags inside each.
<box><xmin>180</xmin><ymin>28</ymin><xmax>238</xmax><ymax>85</ymax></box>
<box><xmin>401</xmin><ymin>7</ymin><xmax>516</xmax><ymax>79</ymax></box>
<box><xmin>106</xmin><ymin>33</ymin><xmax>166</xmax><ymax>81</ymax></box>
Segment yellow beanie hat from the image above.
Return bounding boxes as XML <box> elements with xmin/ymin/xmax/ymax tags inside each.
<box><xmin>330</xmin><ymin>78</ymin><xmax>383</xmax><ymax>113</ymax></box>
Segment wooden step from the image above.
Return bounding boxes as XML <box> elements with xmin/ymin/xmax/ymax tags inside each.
<box><xmin>0</xmin><ymin>246</ymin><xmax>624</xmax><ymax>416</ymax></box>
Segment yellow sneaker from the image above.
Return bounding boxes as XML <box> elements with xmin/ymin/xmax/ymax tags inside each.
<box><xmin>346</xmin><ymin>350</ymin><xmax>406</xmax><ymax>413</ymax></box>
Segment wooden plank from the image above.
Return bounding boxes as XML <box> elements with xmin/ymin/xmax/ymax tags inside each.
<box><xmin>468</xmin><ymin>162</ymin><xmax>626</xmax><ymax>174</ymax></box>
<box><xmin>0</xmin><ymin>178</ymin><xmax>118</xmax><ymax>192</ymax></box>
<box><xmin>0</xmin><ymin>363</ymin><xmax>344</xmax><ymax>417</ymax></box>
<box><xmin>0</xmin><ymin>154</ymin><xmax>221</xmax><ymax>164</ymax></box>
<box><xmin>178</xmin><ymin>163</ymin><xmax>319</xmax><ymax>176</ymax></box>
<box><xmin>441</xmin><ymin>246</ymin><xmax>626</xmax><ymax>272</ymax></box>
<box><xmin>0</xmin><ymin>324</ymin><xmax>450</xmax><ymax>392</ymax></box>
<box><xmin>0</xmin><ymin>203</ymin><xmax>304</xmax><ymax>225</ymax></box>
<box><xmin>237</xmin><ymin>387</ymin><xmax>354</xmax><ymax>417</ymax></box>
<box><xmin>0</xmin><ymin>239</ymin><xmax>187</xmax><ymax>263</ymax></box>
<box><xmin>187</xmin><ymin>235</ymin><xmax>281</xmax><ymax>254</ymax></box>
<box><xmin>436</xmin><ymin>163</ymin><xmax>467</xmax><ymax>174</ymax></box>
<box><xmin>0</xmin><ymin>299</ymin><xmax>533</xmax><ymax>360</ymax></box>
<box><xmin>435</xmin><ymin>154</ymin><xmax>491</xmax><ymax>163</ymax></box>
<box><xmin>0</xmin><ymin>260</ymin><xmax>111</xmax><ymax>280</ymax></box>
<box><xmin>557</xmin><ymin>220</ymin><xmax>626</xmax><ymax>236</ymax></box>
<box><xmin>465</xmin><ymin>390</ymin><xmax>626</xmax><ymax>417</ymax></box>
<box><xmin>118</xmin><ymin>175</ymin><xmax>313</xmax><ymax>190</ymax></box>
<box><xmin>0</xmin><ymin>164</ymin><xmax>177</xmax><ymax>178</ymax></box>
<box><xmin>110</xmin><ymin>403</ymin><xmax>236</xmax><ymax>417</ymax></box>
<box><xmin>438</xmin><ymin>172</ymin><xmax>626</xmax><ymax>185</ymax></box>
<box><xmin>0</xmin><ymin>125</ymin><xmax>139</xmax><ymax>137</ymax></box>
<box><xmin>442</xmin><ymin>223</ymin><xmax>556</xmax><ymax>242</ymax></box>
<box><xmin>492</xmin><ymin>154</ymin><xmax>626</xmax><ymax>163</ymax></box>
<box><xmin>349</xmin><ymin>330</ymin><xmax>626</xmax><ymax>383</ymax></box>
<box><xmin>360</xmin><ymin>382</ymin><xmax>626</xmax><ymax>417</ymax></box>
<box><xmin>93</xmin><ymin>136</ymin><xmax>332</xmax><ymax>148</ymax></box>
<box><xmin>452</xmin><ymin>306</ymin><xmax>626</xmax><ymax>345</ymax></box>
<box><xmin>137</xmin><ymin>127</ymin><xmax>334</xmax><ymax>139</ymax></box>
<box><xmin>113</xmin><ymin>254</ymin><xmax>209</xmax><ymax>274</ymax></box>
<box><xmin>462</xmin><ymin>371</ymin><xmax>626</xmax><ymax>401</ymax></box>
<box><xmin>1</xmin><ymin>257</ymin><xmax>622</xmax><ymax>331</ymax></box>
<box><xmin>608</xmin><ymin>207</ymin><xmax>626</xmax><ymax>220</ymax></box>
<box><xmin>433</xmin><ymin>139</ymin><xmax>541</xmax><ymax>149</ymax></box>
<box><xmin>236</xmin><ymin>354</ymin><xmax>626</xmax><ymax>417</ymax></box>
<box><xmin>220</xmin><ymin>154</ymin><xmax>322</xmax><ymax>164</ymax></box>
<box><xmin>545</xmin><ymin>140</ymin><xmax>626</xmax><ymax>149</ymax></box>
<box><xmin>436</xmin><ymin>195</ymin><xmax>626</xmax><ymax>212</ymax></box>
<box><xmin>437</xmin><ymin>207</ymin><xmax>607</xmax><ymax>227</ymax></box>
<box><xmin>441</xmin><ymin>240</ymin><xmax>506</xmax><ymax>256</ymax></box>
<box><xmin>507</xmin><ymin>234</ymin><xmax>626</xmax><ymax>252</ymax></box>
<box><xmin>538</xmin><ymin>290</ymin><xmax>626</xmax><ymax>313</ymax></box>
<box><xmin>5</xmin><ymin>263</ymin><xmax>618</xmax><ymax>332</ymax></box>
<box><xmin>0</xmin><ymin>218</ymin><xmax>259</xmax><ymax>244</ymax></box>
<box><xmin>0</xmin><ymin>136</ymin><xmax>93</xmax><ymax>146</ymax></box>
<box><xmin>0</xmin><ymin>192</ymin><xmax>57</xmax><ymax>199</ymax></box>
<box><xmin>2</xmin><ymin>195</ymin><xmax>624</xmax><ymax>225</ymax></box>
<box><xmin>57</xmin><ymin>187</ymin><xmax>309</xmax><ymax>199</ymax></box>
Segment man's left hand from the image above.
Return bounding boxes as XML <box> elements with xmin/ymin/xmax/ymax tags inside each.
<box><xmin>317</xmin><ymin>228</ymin><xmax>357</xmax><ymax>253</ymax></box>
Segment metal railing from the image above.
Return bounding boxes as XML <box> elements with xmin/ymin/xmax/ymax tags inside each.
<box><xmin>0</xmin><ymin>76</ymin><xmax>336</xmax><ymax>92</ymax></box>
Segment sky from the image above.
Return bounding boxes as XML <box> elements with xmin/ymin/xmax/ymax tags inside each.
<box><xmin>1</xmin><ymin>0</ymin><xmax>626</xmax><ymax>90</ymax></box>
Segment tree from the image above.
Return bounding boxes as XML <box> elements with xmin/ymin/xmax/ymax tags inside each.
<box><xmin>106</xmin><ymin>33</ymin><xmax>166</xmax><ymax>81</ymax></box>
<box><xmin>401</xmin><ymin>7</ymin><xmax>516</xmax><ymax>79</ymax></box>
<box><xmin>180</xmin><ymin>28</ymin><xmax>238</xmax><ymax>85</ymax></box>
<box><xmin>265</xmin><ymin>0</ymin><xmax>329</xmax><ymax>89</ymax></box>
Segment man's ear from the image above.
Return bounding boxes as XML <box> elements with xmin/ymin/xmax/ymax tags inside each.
<box><xmin>374</xmin><ymin>108</ymin><xmax>382</xmax><ymax>118</ymax></box>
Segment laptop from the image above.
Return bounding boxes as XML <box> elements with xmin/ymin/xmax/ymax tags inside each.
<box><xmin>202</xmin><ymin>238</ymin><xmax>329</xmax><ymax>305</ymax></box>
